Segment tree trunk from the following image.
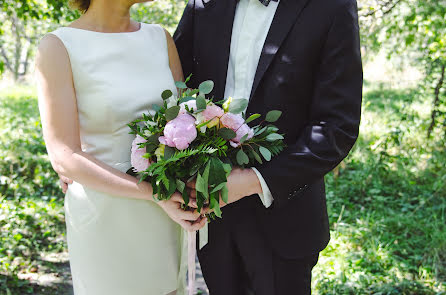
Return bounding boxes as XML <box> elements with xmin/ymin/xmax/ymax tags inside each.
<box><xmin>427</xmin><ymin>63</ymin><xmax>445</xmax><ymax>138</ymax></box>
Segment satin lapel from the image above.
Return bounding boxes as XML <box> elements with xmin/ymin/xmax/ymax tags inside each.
<box><xmin>249</xmin><ymin>0</ymin><xmax>311</xmax><ymax>103</ymax></box>
<box><xmin>196</xmin><ymin>0</ymin><xmax>237</xmax><ymax>99</ymax></box>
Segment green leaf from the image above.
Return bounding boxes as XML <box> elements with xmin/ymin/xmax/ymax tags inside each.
<box><xmin>176</xmin><ymin>179</ymin><xmax>186</xmax><ymax>193</ymax></box>
<box><xmin>196</xmin><ymin>95</ymin><xmax>207</xmax><ymax>110</ymax></box>
<box><xmin>208</xmin><ymin>157</ymin><xmax>227</xmax><ymax>187</ymax></box>
<box><xmin>240</xmin><ymin>133</ymin><xmax>249</xmax><ymax>144</ymax></box>
<box><xmin>165</xmin><ymin>105</ymin><xmax>180</xmax><ymax>121</ymax></box>
<box><xmin>164</xmin><ymin>146</ymin><xmax>175</xmax><ymax>159</ymax></box>
<box><xmin>175</xmin><ymin>81</ymin><xmax>187</xmax><ymax>89</ymax></box>
<box><xmin>228</xmin><ymin>99</ymin><xmax>249</xmax><ymax>114</ymax></box>
<box><xmin>222</xmin><ymin>162</ymin><xmax>232</xmax><ymax>177</ymax></box>
<box><xmin>179</xmin><ymin>96</ymin><xmax>195</xmax><ymax>104</ymax></box>
<box><xmin>245</xmin><ymin>113</ymin><xmax>261</xmax><ymax>124</ymax></box>
<box><xmin>182</xmin><ymin>187</ymin><xmax>190</xmax><ymax>206</ymax></box>
<box><xmin>218</xmin><ymin>128</ymin><xmax>237</xmax><ymax>140</ymax></box>
<box><xmin>152</xmin><ymin>104</ymin><xmax>161</xmax><ymax>112</ymax></box>
<box><xmin>265</xmin><ymin>110</ymin><xmax>282</xmax><ymax>122</ymax></box>
<box><xmin>221</xmin><ymin>183</ymin><xmax>229</xmax><ymax>204</ymax></box>
<box><xmin>259</xmin><ymin>146</ymin><xmax>272</xmax><ymax>161</ymax></box>
<box><xmin>210</xmin><ymin>182</ymin><xmax>226</xmax><ymax>194</ymax></box>
<box><xmin>167</xmin><ymin>177</ymin><xmax>177</xmax><ymax>198</ymax></box>
<box><xmin>210</xmin><ymin>194</ymin><xmax>222</xmax><ymax>218</ymax></box>
<box><xmin>185</xmin><ymin>73</ymin><xmax>193</xmax><ymax>83</ymax></box>
<box><xmin>196</xmin><ymin>161</ymin><xmax>210</xmax><ymax>199</ymax></box>
<box><xmin>161</xmin><ymin>89</ymin><xmax>173</xmax><ymax>100</ymax></box>
<box><xmin>199</xmin><ymin>80</ymin><xmax>214</xmax><ymax>95</ymax></box>
<box><xmin>266</xmin><ymin>133</ymin><xmax>284</xmax><ymax>141</ymax></box>
<box><xmin>236</xmin><ymin>149</ymin><xmax>249</xmax><ymax>165</ymax></box>
<box><xmin>255</xmin><ymin>126</ymin><xmax>268</xmax><ymax>136</ymax></box>
<box><xmin>251</xmin><ymin>148</ymin><xmax>263</xmax><ymax>164</ymax></box>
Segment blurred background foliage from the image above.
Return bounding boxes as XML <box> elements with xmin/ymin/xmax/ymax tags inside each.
<box><xmin>0</xmin><ymin>0</ymin><xmax>445</xmax><ymax>294</ymax></box>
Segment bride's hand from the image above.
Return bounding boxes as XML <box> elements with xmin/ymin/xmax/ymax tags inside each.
<box><xmin>157</xmin><ymin>192</ymin><xmax>207</xmax><ymax>232</ymax></box>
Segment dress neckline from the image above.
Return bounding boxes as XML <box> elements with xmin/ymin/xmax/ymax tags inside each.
<box><xmin>61</xmin><ymin>22</ymin><xmax>144</xmax><ymax>35</ymax></box>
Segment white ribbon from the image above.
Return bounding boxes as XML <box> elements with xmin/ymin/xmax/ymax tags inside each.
<box><xmin>187</xmin><ymin>230</ymin><xmax>196</xmax><ymax>295</ymax></box>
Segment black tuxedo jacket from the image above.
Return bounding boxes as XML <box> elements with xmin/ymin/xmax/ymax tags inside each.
<box><xmin>174</xmin><ymin>0</ymin><xmax>363</xmax><ymax>258</ymax></box>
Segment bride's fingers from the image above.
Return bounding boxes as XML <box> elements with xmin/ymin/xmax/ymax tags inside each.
<box><xmin>59</xmin><ymin>175</ymin><xmax>73</xmax><ymax>184</ymax></box>
<box><xmin>60</xmin><ymin>179</ymin><xmax>68</xmax><ymax>194</ymax></box>
<box><xmin>179</xmin><ymin>209</ymin><xmax>201</xmax><ymax>222</ymax></box>
<box><xmin>186</xmin><ymin>181</ymin><xmax>195</xmax><ymax>189</ymax></box>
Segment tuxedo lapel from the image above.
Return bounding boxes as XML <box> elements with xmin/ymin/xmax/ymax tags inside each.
<box><xmin>249</xmin><ymin>0</ymin><xmax>311</xmax><ymax>103</ymax></box>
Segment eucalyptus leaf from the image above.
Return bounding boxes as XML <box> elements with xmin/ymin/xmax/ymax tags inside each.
<box><xmin>228</xmin><ymin>99</ymin><xmax>249</xmax><ymax>114</ymax></box>
<box><xmin>240</xmin><ymin>133</ymin><xmax>249</xmax><ymax>144</ymax></box>
<box><xmin>265</xmin><ymin>110</ymin><xmax>282</xmax><ymax>122</ymax></box>
<box><xmin>165</xmin><ymin>105</ymin><xmax>180</xmax><ymax>121</ymax></box>
<box><xmin>196</xmin><ymin>95</ymin><xmax>207</xmax><ymax>110</ymax></box>
<box><xmin>179</xmin><ymin>96</ymin><xmax>195</xmax><ymax>104</ymax></box>
<box><xmin>161</xmin><ymin>89</ymin><xmax>173</xmax><ymax>100</ymax></box>
<box><xmin>236</xmin><ymin>149</ymin><xmax>250</xmax><ymax>165</ymax></box>
<box><xmin>266</xmin><ymin>133</ymin><xmax>284</xmax><ymax>141</ymax></box>
<box><xmin>251</xmin><ymin>148</ymin><xmax>263</xmax><ymax>164</ymax></box>
<box><xmin>175</xmin><ymin>81</ymin><xmax>187</xmax><ymax>89</ymax></box>
<box><xmin>199</xmin><ymin>80</ymin><xmax>214</xmax><ymax>95</ymax></box>
<box><xmin>245</xmin><ymin>113</ymin><xmax>261</xmax><ymax>124</ymax></box>
<box><xmin>218</xmin><ymin>128</ymin><xmax>237</xmax><ymax>140</ymax></box>
<box><xmin>259</xmin><ymin>146</ymin><xmax>272</xmax><ymax>161</ymax></box>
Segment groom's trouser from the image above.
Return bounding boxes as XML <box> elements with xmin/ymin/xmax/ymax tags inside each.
<box><xmin>197</xmin><ymin>196</ymin><xmax>319</xmax><ymax>295</ymax></box>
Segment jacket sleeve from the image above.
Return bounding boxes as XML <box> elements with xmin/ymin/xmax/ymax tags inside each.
<box><xmin>173</xmin><ymin>0</ymin><xmax>196</xmax><ymax>87</ymax></box>
<box><xmin>256</xmin><ymin>0</ymin><xmax>363</xmax><ymax>209</ymax></box>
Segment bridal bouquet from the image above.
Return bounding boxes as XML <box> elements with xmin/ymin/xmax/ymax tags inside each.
<box><xmin>127</xmin><ymin>76</ymin><xmax>285</xmax><ymax>217</ymax></box>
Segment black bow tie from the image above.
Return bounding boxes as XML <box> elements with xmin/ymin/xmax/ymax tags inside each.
<box><xmin>258</xmin><ymin>0</ymin><xmax>279</xmax><ymax>6</ymax></box>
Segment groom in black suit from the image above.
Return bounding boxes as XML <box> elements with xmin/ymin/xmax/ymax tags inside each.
<box><xmin>174</xmin><ymin>0</ymin><xmax>362</xmax><ymax>294</ymax></box>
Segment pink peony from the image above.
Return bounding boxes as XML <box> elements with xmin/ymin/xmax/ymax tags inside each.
<box><xmin>158</xmin><ymin>114</ymin><xmax>197</xmax><ymax>150</ymax></box>
<box><xmin>202</xmin><ymin>105</ymin><xmax>224</xmax><ymax>121</ymax></box>
<box><xmin>202</xmin><ymin>105</ymin><xmax>224</xmax><ymax>127</ymax></box>
<box><xmin>179</xmin><ymin>100</ymin><xmax>197</xmax><ymax>115</ymax></box>
<box><xmin>220</xmin><ymin>113</ymin><xmax>245</xmax><ymax>130</ymax></box>
<box><xmin>131</xmin><ymin>135</ymin><xmax>151</xmax><ymax>172</ymax></box>
<box><xmin>230</xmin><ymin>123</ymin><xmax>254</xmax><ymax>147</ymax></box>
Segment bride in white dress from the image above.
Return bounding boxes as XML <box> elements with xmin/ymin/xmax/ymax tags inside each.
<box><xmin>35</xmin><ymin>0</ymin><xmax>207</xmax><ymax>294</ymax></box>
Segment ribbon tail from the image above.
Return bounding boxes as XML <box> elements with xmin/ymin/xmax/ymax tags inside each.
<box><xmin>188</xmin><ymin>231</ymin><xmax>196</xmax><ymax>295</ymax></box>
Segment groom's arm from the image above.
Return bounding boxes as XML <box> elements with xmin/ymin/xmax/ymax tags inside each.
<box><xmin>256</xmin><ymin>0</ymin><xmax>363</xmax><ymax>209</ymax></box>
<box><xmin>173</xmin><ymin>0</ymin><xmax>197</xmax><ymax>87</ymax></box>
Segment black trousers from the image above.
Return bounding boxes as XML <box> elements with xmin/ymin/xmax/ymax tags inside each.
<box><xmin>198</xmin><ymin>196</ymin><xmax>319</xmax><ymax>295</ymax></box>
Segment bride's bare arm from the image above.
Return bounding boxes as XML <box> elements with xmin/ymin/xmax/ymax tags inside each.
<box><xmin>164</xmin><ymin>28</ymin><xmax>184</xmax><ymax>83</ymax></box>
<box><xmin>36</xmin><ymin>34</ymin><xmax>205</xmax><ymax>231</ymax></box>
<box><xmin>36</xmin><ymin>34</ymin><xmax>154</xmax><ymax>201</ymax></box>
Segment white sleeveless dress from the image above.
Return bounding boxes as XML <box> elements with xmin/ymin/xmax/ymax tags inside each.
<box><xmin>49</xmin><ymin>23</ymin><xmax>182</xmax><ymax>295</ymax></box>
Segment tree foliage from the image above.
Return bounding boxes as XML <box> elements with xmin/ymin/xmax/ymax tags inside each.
<box><xmin>359</xmin><ymin>0</ymin><xmax>446</xmax><ymax>137</ymax></box>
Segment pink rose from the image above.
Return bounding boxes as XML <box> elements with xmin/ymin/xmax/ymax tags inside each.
<box><xmin>131</xmin><ymin>135</ymin><xmax>151</xmax><ymax>172</ymax></box>
<box><xmin>230</xmin><ymin>124</ymin><xmax>254</xmax><ymax>147</ymax></box>
<box><xmin>220</xmin><ymin>113</ymin><xmax>245</xmax><ymax>130</ymax></box>
<box><xmin>158</xmin><ymin>114</ymin><xmax>197</xmax><ymax>150</ymax></box>
<box><xmin>179</xmin><ymin>100</ymin><xmax>197</xmax><ymax>115</ymax></box>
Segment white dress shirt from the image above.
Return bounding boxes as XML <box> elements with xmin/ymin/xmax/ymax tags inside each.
<box><xmin>199</xmin><ymin>0</ymin><xmax>280</xmax><ymax>250</ymax></box>
<box><xmin>224</xmin><ymin>0</ymin><xmax>280</xmax><ymax>208</ymax></box>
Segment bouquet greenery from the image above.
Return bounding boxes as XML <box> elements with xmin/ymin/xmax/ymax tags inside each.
<box><xmin>128</xmin><ymin>76</ymin><xmax>285</xmax><ymax>217</ymax></box>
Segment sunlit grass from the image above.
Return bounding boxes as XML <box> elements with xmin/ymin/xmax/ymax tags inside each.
<box><xmin>313</xmin><ymin>84</ymin><xmax>446</xmax><ymax>294</ymax></box>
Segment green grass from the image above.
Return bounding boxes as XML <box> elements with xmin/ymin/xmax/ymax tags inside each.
<box><xmin>0</xmin><ymin>84</ymin><xmax>445</xmax><ymax>294</ymax></box>
<box><xmin>0</xmin><ymin>86</ymin><xmax>71</xmax><ymax>295</ymax></box>
<box><xmin>313</xmin><ymin>86</ymin><xmax>446</xmax><ymax>294</ymax></box>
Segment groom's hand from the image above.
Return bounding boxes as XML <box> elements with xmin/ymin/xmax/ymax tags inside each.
<box><xmin>187</xmin><ymin>168</ymin><xmax>262</xmax><ymax>208</ymax></box>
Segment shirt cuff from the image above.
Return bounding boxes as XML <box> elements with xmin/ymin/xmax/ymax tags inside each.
<box><xmin>251</xmin><ymin>167</ymin><xmax>274</xmax><ymax>208</ymax></box>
